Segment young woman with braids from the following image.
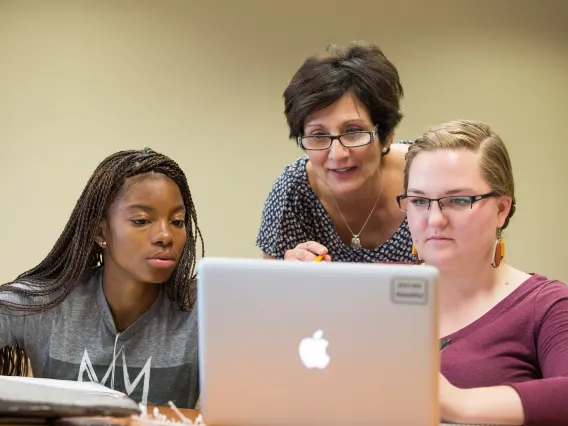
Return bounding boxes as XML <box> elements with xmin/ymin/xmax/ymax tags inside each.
<box><xmin>0</xmin><ymin>148</ymin><xmax>204</xmax><ymax>409</ymax></box>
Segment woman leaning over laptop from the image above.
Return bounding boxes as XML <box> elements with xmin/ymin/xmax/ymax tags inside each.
<box><xmin>256</xmin><ymin>41</ymin><xmax>414</xmax><ymax>263</ymax></box>
<box><xmin>401</xmin><ymin>119</ymin><xmax>568</xmax><ymax>425</ymax></box>
<box><xmin>0</xmin><ymin>148</ymin><xmax>203</xmax><ymax>409</ymax></box>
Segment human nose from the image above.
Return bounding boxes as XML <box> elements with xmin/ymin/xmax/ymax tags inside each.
<box><xmin>427</xmin><ymin>200</ymin><xmax>448</xmax><ymax>227</ymax></box>
<box><xmin>327</xmin><ymin>138</ymin><xmax>349</xmax><ymax>160</ymax></box>
<box><xmin>151</xmin><ymin>220</ymin><xmax>174</xmax><ymax>246</ymax></box>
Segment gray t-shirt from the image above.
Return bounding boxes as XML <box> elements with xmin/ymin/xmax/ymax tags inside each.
<box><xmin>0</xmin><ymin>267</ymin><xmax>199</xmax><ymax>408</ymax></box>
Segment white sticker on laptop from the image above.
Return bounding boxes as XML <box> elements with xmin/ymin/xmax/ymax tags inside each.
<box><xmin>391</xmin><ymin>278</ymin><xmax>428</xmax><ymax>305</ymax></box>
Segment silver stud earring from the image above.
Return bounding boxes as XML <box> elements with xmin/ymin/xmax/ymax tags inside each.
<box><xmin>382</xmin><ymin>147</ymin><xmax>388</xmax><ymax>153</ymax></box>
<box><xmin>100</xmin><ymin>241</ymin><xmax>107</xmax><ymax>248</ymax></box>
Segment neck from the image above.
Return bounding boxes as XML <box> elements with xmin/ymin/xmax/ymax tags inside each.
<box><xmin>437</xmin><ymin>261</ymin><xmax>506</xmax><ymax>313</ymax></box>
<box><xmin>102</xmin><ymin>265</ymin><xmax>161</xmax><ymax>332</ymax></box>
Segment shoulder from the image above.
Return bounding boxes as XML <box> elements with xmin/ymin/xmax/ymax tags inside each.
<box><xmin>71</xmin><ymin>267</ymin><xmax>102</xmax><ymax>294</ymax></box>
<box><xmin>0</xmin><ymin>267</ymin><xmax>102</xmax><ymax>315</ymax></box>
<box><xmin>389</xmin><ymin>141</ymin><xmax>410</xmax><ymax>161</ymax></box>
<box><xmin>391</xmin><ymin>139</ymin><xmax>413</xmax><ymax>148</ymax></box>
<box><xmin>261</xmin><ymin>156</ymin><xmax>311</xmax><ymax>212</ymax></box>
<box><xmin>268</xmin><ymin>156</ymin><xmax>309</xmax><ymax>195</ymax></box>
<box><xmin>382</xmin><ymin>141</ymin><xmax>408</xmax><ymax>196</ymax></box>
<box><xmin>385</xmin><ymin>139</ymin><xmax>410</xmax><ymax>166</ymax></box>
<box><xmin>531</xmin><ymin>274</ymin><xmax>568</xmax><ymax>304</ymax></box>
<box><xmin>516</xmin><ymin>273</ymin><xmax>568</xmax><ymax>319</ymax></box>
<box><xmin>389</xmin><ymin>139</ymin><xmax>412</xmax><ymax>156</ymax></box>
<box><xmin>0</xmin><ymin>282</ymin><xmax>53</xmax><ymax>313</ymax></box>
<box><xmin>153</xmin><ymin>292</ymin><xmax>199</xmax><ymax>344</ymax></box>
<box><xmin>47</xmin><ymin>267</ymin><xmax>102</xmax><ymax>307</ymax></box>
<box><xmin>165</xmin><ymin>295</ymin><xmax>198</xmax><ymax>324</ymax></box>
<box><xmin>257</xmin><ymin>157</ymin><xmax>315</xmax><ymax>256</ymax></box>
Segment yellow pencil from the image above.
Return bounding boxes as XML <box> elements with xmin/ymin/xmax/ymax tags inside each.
<box><xmin>314</xmin><ymin>254</ymin><xmax>324</xmax><ymax>262</ymax></box>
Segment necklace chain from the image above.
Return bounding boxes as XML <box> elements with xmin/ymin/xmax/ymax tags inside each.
<box><xmin>330</xmin><ymin>178</ymin><xmax>384</xmax><ymax>247</ymax></box>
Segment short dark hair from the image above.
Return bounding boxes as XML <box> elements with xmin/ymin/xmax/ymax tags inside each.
<box><xmin>284</xmin><ymin>41</ymin><xmax>404</xmax><ymax>143</ymax></box>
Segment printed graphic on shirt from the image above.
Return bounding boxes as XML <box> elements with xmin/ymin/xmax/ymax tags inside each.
<box><xmin>78</xmin><ymin>346</ymin><xmax>152</xmax><ymax>406</ymax></box>
<box><xmin>44</xmin><ymin>352</ymin><xmax>193</xmax><ymax>407</ymax></box>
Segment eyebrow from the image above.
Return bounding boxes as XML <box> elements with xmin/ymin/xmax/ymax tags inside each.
<box><xmin>126</xmin><ymin>204</ymin><xmax>186</xmax><ymax>213</ymax></box>
<box><xmin>406</xmin><ymin>189</ymin><xmax>425</xmax><ymax>195</ymax></box>
<box><xmin>406</xmin><ymin>188</ymin><xmax>476</xmax><ymax>196</ymax></box>
<box><xmin>445</xmin><ymin>188</ymin><xmax>476</xmax><ymax>195</ymax></box>
<box><xmin>304</xmin><ymin>118</ymin><xmax>369</xmax><ymax>131</ymax></box>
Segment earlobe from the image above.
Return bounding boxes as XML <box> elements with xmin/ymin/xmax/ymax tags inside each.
<box><xmin>95</xmin><ymin>220</ymin><xmax>108</xmax><ymax>248</ymax></box>
<box><xmin>381</xmin><ymin>132</ymin><xmax>394</xmax><ymax>156</ymax></box>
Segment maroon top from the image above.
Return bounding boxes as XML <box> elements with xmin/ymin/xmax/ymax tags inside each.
<box><xmin>441</xmin><ymin>274</ymin><xmax>568</xmax><ymax>425</ymax></box>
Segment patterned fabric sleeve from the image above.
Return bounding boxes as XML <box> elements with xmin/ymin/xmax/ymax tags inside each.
<box><xmin>256</xmin><ymin>166</ymin><xmax>311</xmax><ymax>259</ymax></box>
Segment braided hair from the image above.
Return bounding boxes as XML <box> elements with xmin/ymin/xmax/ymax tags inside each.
<box><xmin>0</xmin><ymin>148</ymin><xmax>204</xmax><ymax>374</ymax></box>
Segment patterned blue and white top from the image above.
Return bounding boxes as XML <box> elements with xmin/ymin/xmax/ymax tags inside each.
<box><xmin>256</xmin><ymin>147</ymin><xmax>413</xmax><ymax>263</ymax></box>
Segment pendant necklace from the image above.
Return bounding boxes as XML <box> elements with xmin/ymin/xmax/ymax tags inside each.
<box><xmin>330</xmin><ymin>178</ymin><xmax>384</xmax><ymax>248</ymax></box>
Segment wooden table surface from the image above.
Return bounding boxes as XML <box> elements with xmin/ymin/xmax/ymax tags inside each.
<box><xmin>8</xmin><ymin>406</ymin><xmax>482</xmax><ymax>425</ymax></box>
<box><xmin>4</xmin><ymin>407</ymin><xmax>199</xmax><ymax>426</ymax></box>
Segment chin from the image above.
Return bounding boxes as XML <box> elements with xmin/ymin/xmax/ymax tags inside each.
<box><xmin>420</xmin><ymin>251</ymin><xmax>454</xmax><ymax>271</ymax></box>
<box><xmin>326</xmin><ymin>178</ymin><xmax>364</xmax><ymax>196</ymax></box>
<box><xmin>142</xmin><ymin>269</ymin><xmax>176</xmax><ymax>285</ymax></box>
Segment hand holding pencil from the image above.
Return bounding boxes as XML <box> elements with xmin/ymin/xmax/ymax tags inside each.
<box><xmin>283</xmin><ymin>241</ymin><xmax>331</xmax><ymax>262</ymax></box>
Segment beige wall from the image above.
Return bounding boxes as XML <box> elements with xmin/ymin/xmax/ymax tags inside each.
<box><xmin>0</xmin><ymin>0</ymin><xmax>566</xmax><ymax>283</ymax></box>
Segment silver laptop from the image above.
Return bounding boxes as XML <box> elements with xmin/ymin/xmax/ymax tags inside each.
<box><xmin>197</xmin><ymin>257</ymin><xmax>440</xmax><ymax>426</ymax></box>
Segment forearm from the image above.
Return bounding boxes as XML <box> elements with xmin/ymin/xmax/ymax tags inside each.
<box><xmin>446</xmin><ymin>385</ymin><xmax>524</xmax><ymax>426</ymax></box>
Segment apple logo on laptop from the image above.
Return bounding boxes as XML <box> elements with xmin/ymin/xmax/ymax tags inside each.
<box><xmin>299</xmin><ymin>329</ymin><xmax>330</xmax><ymax>369</ymax></box>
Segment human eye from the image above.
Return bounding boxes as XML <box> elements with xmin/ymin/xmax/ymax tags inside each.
<box><xmin>172</xmin><ymin>219</ymin><xmax>185</xmax><ymax>228</ymax></box>
<box><xmin>410</xmin><ymin>197</ymin><xmax>429</xmax><ymax>206</ymax></box>
<box><xmin>302</xmin><ymin>133</ymin><xmax>330</xmax><ymax>149</ymax></box>
<box><xmin>447</xmin><ymin>197</ymin><xmax>471</xmax><ymax>207</ymax></box>
<box><xmin>131</xmin><ymin>218</ymin><xmax>150</xmax><ymax>226</ymax></box>
<box><xmin>307</xmin><ymin>129</ymin><xmax>329</xmax><ymax>137</ymax></box>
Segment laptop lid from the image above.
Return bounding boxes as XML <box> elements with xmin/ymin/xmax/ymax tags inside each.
<box><xmin>197</xmin><ymin>257</ymin><xmax>439</xmax><ymax>426</ymax></box>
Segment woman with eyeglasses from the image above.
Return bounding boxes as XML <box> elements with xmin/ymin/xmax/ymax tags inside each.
<box><xmin>402</xmin><ymin>119</ymin><xmax>568</xmax><ymax>425</ymax></box>
<box><xmin>256</xmin><ymin>41</ymin><xmax>413</xmax><ymax>263</ymax></box>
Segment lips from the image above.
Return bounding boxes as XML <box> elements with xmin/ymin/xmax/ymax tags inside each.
<box><xmin>330</xmin><ymin>166</ymin><xmax>355</xmax><ymax>172</ymax></box>
<box><xmin>427</xmin><ymin>236</ymin><xmax>452</xmax><ymax>242</ymax></box>
<box><xmin>149</xmin><ymin>252</ymin><xmax>175</xmax><ymax>260</ymax></box>
<box><xmin>147</xmin><ymin>252</ymin><xmax>176</xmax><ymax>269</ymax></box>
<box><xmin>329</xmin><ymin>166</ymin><xmax>358</xmax><ymax>178</ymax></box>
